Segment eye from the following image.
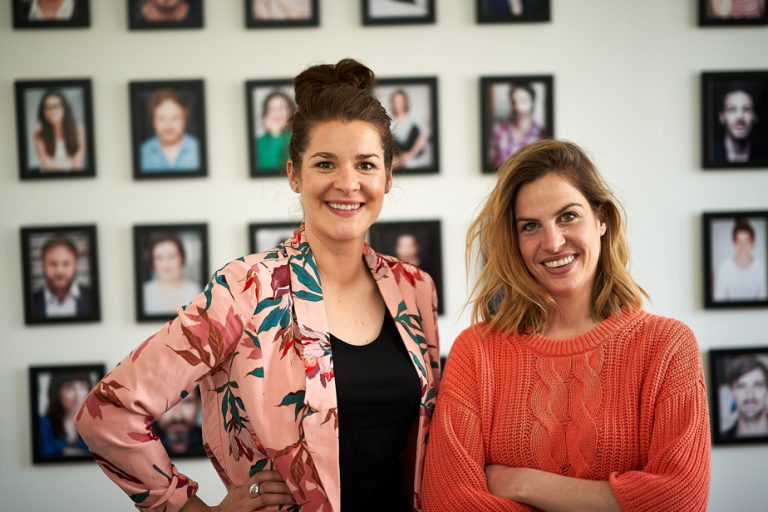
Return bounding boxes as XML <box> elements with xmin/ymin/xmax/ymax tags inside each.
<box><xmin>520</xmin><ymin>221</ymin><xmax>538</xmax><ymax>233</ymax></box>
<box><xmin>314</xmin><ymin>161</ymin><xmax>334</xmax><ymax>169</ymax></box>
<box><xmin>357</xmin><ymin>161</ymin><xmax>376</xmax><ymax>171</ymax></box>
<box><xmin>560</xmin><ymin>211</ymin><xmax>578</xmax><ymax>222</ymax></box>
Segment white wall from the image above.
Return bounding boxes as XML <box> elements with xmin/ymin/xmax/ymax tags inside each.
<box><xmin>1</xmin><ymin>1</ymin><xmax>766</xmax><ymax>510</ymax></box>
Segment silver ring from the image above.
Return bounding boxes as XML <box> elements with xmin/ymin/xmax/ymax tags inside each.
<box><xmin>249</xmin><ymin>483</ymin><xmax>260</xmax><ymax>498</ymax></box>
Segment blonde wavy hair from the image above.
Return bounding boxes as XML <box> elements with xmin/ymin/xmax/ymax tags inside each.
<box><xmin>467</xmin><ymin>139</ymin><xmax>647</xmax><ymax>335</ymax></box>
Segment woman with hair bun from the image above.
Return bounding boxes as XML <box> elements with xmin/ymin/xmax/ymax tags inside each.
<box><xmin>76</xmin><ymin>58</ymin><xmax>440</xmax><ymax>512</ymax></box>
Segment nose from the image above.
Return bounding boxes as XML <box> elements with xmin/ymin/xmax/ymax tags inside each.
<box><xmin>333</xmin><ymin>164</ymin><xmax>361</xmax><ymax>194</ymax></box>
<box><xmin>542</xmin><ymin>224</ymin><xmax>565</xmax><ymax>252</ymax></box>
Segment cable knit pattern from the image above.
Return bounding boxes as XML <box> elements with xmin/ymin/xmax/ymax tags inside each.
<box><xmin>422</xmin><ymin>309</ymin><xmax>711</xmax><ymax>512</ymax></box>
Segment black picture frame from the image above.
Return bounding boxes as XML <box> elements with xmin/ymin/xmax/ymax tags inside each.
<box><xmin>698</xmin><ymin>0</ymin><xmax>768</xmax><ymax>26</ymax></box>
<box><xmin>152</xmin><ymin>385</ymin><xmax>206</xmax><ymax>458</ymax></box>
<box><xmin>362</xmin><ymin>0</ymin><xmax>435</xmax><ymax>25</ymax></box>
<box><xmin>709</xmin><ymin>347</ymin><xmax>768</xmax><ymax>445</ymax></box>
<box><xmin>703</xmin><ymin>211</ymin><xmax>768</xmax><ymax>309</ymax></box>
<box><xmin>245</xmin><ymin>79</ymin><xmax>295</xmax><ymax>177</ymax></box>
<box><xmin>14</xmin><ymin>79</ymin><xmax>96</xmax><ymax>180</ymax></box>
<box><xmin>129</xmin><ymin>80</ymin><xmax>208</xmax><ymax>180</ymax></box>
<box><xmin>249</xmin><ymin>222</ymin><xmax>301</xmax><ymax>253</ymax></box>
<box><xmin>480</xmin><ymin>75</ymin><xmax>554</xmax><ymax>173</ymax></box>
<box><xmin>133</xmin><ymin>223</ymin><xmax>209</xmax><ymax>322</ymax></box>
<box><xmin>127</xmin><ymin>0</ymin><xmax>204</xmax><ymax>30</ymax></box>
<box><xmin>245</xmin><ymin>0</ymin><xmax>319</xmax><ymax>28</ymax></box>
<box><xmin>12</xmin><ymin>0</ymin><xmax>90</xmax><ymax>29</ymax></box>
<box><xmin>476</xmin><ymin>0</ymin><xmax>550</xmax><ymax>23</ymax></box>
<box><xmin>368</xmin><ymin>219</ymin><xmax>445</xmax><ymax>315</ymax></box>
<box><xmin>374</xmin><ymin>77</ymin><xmax>440</xmax><ymax>174</ymax></box>
<box><xmin>702</xmin><ymin>71</ymin><xmax>768</xmax><ymax>169</ymax></box>
<box><xmin>29</xmin><ymin>363</ymin><xmax>105</xmax><ymax>464</ymax></box>
<box><xmin>20</xmin><ymin>225</ymin><xmax>101</xmax><ymax>325</ymax></box>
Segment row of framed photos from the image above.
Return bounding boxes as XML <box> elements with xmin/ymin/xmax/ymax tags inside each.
<box><xmin>19</xmin><ymin>219</ymin><xmax>445</xmax><ymax>325</ymax></box>
<box><xmin>27</xmin><ymin>344</ymin><xmax>768</xmax><ymax>465</ymax></box>
<box><xmin>14</xmin><ymin>70</ymin><xmax>768</xmax><ymax>181</ymax></box>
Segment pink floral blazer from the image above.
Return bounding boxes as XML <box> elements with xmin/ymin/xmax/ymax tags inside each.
<box><xmin>75</xmin><ymin>227</ymin><xmax>441</xmax><ymax>511</ymax></box>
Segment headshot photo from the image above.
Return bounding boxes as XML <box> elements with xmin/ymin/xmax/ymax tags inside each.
<box><xmin>362</xmin><ymin>0</ymin><xmax>435</xmax><ymax>25</ymax></box>
<box><xmin>699</xmin><ymin>0</ymin><xmax>767</xmax><ymax>25</ymax></box>
<box><xmin>374</xmin><ymin>77</ymin><xmax>440</xmax><ymax>174</ymax></box>
<box><xmin>246</xmin><ymin>0</ymin><xmax>318</xmax><ymax>27</ymax></box>
<box><xmin>368</xmin><ymin>220</ymin><xmax>444</xmax><ymax>314</ymax></box>
<box><xmin>710</xmin><ymin>348</ymin><xmax>768</xmax><ymax>444</ymax></box>
<box><xmin>476</xmin><ymin>0</ymin><xmax>550</xmax><ymax>23</ymax></box>
<box><xmin>12</xmin><ymin>0</ymin><xmax>90</xmax><ymax>28</ymax></box>
<box><xmin>703</xmin><ymin>72</ymin><xmax>768</xmax><ymax>168</ymax></box>
<box><xmin>481</xmin><ymin>75</ymin><xmax>554</xmax><ymax>173</ymax></box>
<box><xmin>15</xmin><ymin>79</ymin><xmax>95</xmax><ymax>180</ymax></box>
<box><xmin>21</xmin><ymin>226</ymin><xmax>101</xmax><ymax>325</ymax></box>
<box><xmin>152</xmin><ymin>387</ymin><xmax>205</xmax><ymax>458</ymax></box>
<box><xmin>134</xmin><ymin>224</ymin><xmax>208</xmax><ymax>321</ymax></box>
<box><xmin>704</xmin><ymin>212</ymin><xmax>768</xmax><ymax>308</ymax></box>
<box><xmin>246</xmin><ymin>80</ymin><xmax>295</xmax><ymax>176</ymax></box>
<box><xmin>128</xmin><ymin>0</ymin><xmax>204</xmax><ymax>29</ymax></box>
<box><xmin>249</xmin><ymin>222</ymin><xmax>300</xmax><ymax>253</ymax></box>
<box><xmin>130</xmin><ymin>80</ymin><xmax>208</xmax><ymax>179</ymax></box>
<box><xmin>29</xmin><ymin>364</ymin><xmax>104</xmax><ymax>463</ymax></box>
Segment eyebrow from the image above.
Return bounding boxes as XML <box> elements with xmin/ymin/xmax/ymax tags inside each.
<box><xmin>308</xmin><ymin>152</ymin><xmax>381</xmax><ymax>160</ymax></box>
<box><xmin>516</xmin><ymin>202</ymin><xmax>584</xmax><ymax>222</ymax></box>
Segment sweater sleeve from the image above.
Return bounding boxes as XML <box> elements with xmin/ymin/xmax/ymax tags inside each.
<box><xmin>609</xmin><ymin>322</ymin><xmax>711</xmax><ymax>512</ymax></box>
<box><xmin>75</xmin><ymin>260</ymin><xmax>255</xmax><ymax>511</ymax></box>
<box><xmin>422</xmin><ymin>331</ymin><xmax>531</xmax><ymax>512</ymax></box>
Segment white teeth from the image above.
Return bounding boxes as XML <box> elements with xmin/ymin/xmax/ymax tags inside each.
<box><xmin>328</xmin><ymin>202</ymin><xmax>361</xmax><ymax>211</ymax></box>
<box><xmin>543</xmin><ymin>255</ymin><xmax>575</xmax><ymax>268</ymax></box>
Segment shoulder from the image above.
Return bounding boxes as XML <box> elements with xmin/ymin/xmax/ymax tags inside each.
<box><xmin>183</xmin><ymin>133</ymin><xmax>199</xmax><ymax>148</ymax></box>
<box><xmin>449</xmin><ymin>323</ymin><xmax>514</xmax><ymax>361</ymax></box>
<box><xmin>140</xmin><ymin>136</ymin><xmax>159</xmax><ymax>151</ymax></box>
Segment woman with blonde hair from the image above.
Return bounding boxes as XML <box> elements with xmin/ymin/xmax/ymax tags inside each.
<box><xmin>423</xmin><ymin>139</ymin><xmax>710</xmax><ymax>511</ymax></box>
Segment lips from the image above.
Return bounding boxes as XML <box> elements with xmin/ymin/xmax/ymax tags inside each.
<box><xmin>542</xmin><ymin>255</ymin><xmax>575</xmax><ymax>268</ymax></box>
<box><xmin>327</xmin><ymin>202</ymin><xmax>362</xmax><ymax>211</ymax></box>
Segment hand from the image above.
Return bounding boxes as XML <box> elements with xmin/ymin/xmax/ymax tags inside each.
<box><xmin>214</xmin><ymin>471</ymin><xmax>296</xmax><ymax>511</ymax></box>
<box><xmin>485</xmin><ymin>464</ymin><xmax>530</xmax><ymax>501</ymax></box>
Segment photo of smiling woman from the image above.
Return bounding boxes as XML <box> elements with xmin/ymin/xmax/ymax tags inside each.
<box><xmin>423</xmin><ymin>140</ymin><xmax>710</xmax><ymax>511</ymax></box>
<box><xmin>77</xmin><ymin>59</ymin><xmax>440</xmax><ymax>511</ymax></box>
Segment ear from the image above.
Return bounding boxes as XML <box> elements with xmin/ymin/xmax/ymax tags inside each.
<box><xmin>599</xmin><ymin>220</ymin><xmax>607</xmax><ymax>237</ymax></box>
<box><xmin>596</xmin><ymin>206</ymin><xmax>607</xmax><ymax>237</ymax></box>
<box><xmin>286</xmin><ymin>160</ymin><xmax>300</xmax><ymax>192</ymax></box>
<box><xmin>385</xmin><ymin>169</ymin><xmax>393</xmax><ymax>193</ymax></box>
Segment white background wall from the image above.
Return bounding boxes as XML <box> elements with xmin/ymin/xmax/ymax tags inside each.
<box><xmin>1</xmin><ymin>1</ymin><xmax>766</xmax><ymax>510</ymax></box>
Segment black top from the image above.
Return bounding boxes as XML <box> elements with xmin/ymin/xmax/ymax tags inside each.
<box><xmin>330</xmin><ymin>313</ymin><xmax>421</xmax><ymax>512</ymax></box>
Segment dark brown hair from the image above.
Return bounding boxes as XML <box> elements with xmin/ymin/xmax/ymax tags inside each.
<box><xmin>733</xmin><ymin>217</ymin><xmax>755</xmax><ymax>243</ymax></box>
<box><xmin>289</xmin><ymin>58</ymin><xmax>394</xmax><ymax>169</ymax></box>
<box><xmin>46</xmin><ymin>371</ymin><xmax>92</xmax><ymax>439</ymax></box>
<box><xmin>149</xmin><ymin>234</ymin><xmax>186</xmax><ymax>269</ymax></box>
<box><xmin>726</xmin><ymin>355</ymin><xmax>768</xmax><ymax>387</ymax></box>
<box><xmin>36</xmin><ymin>89</ymin><xmax>80</xmax><ymax>158</ymax></box>
<box><xmin>41</xmin><ymin>235</ymin><xmax>78</xmax><ymax>262</ymax></box>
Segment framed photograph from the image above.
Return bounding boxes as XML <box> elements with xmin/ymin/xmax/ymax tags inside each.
<box><xmin>246</xmin><ymin>80</ymin><xmax>295</xmax><ymax>177</ymax></box>
<box><xmin>12</xmin><ymin>0</ymin><xmax>90</xmax><ymax>28</ymax></box>
<box><xmin>702</xmin><ymin>71</ymin><xmax>768</xmax><ymax>169</ymax></box>
<box><xmin>480</xmin><ymin>75</ymin><xmax>554</xmax><ymax>173</ymax></box>
<box><xmin>374</xmin><ymin>77</ymin><xmax>440</xmax><ymax>174</ymax></box>
<box><xmin>29</xmin><ymin>363</ymin><xmax>105</xmax><ymax>464</ymax></box>
<box><xmin>362</xmin><ymin>0</ymin><xmax>435</xmax><ymax>25</ymax></box>
<box><xmin>368</xmin><ymin>220</ymin><xmax>444</xmax><ymax>315</ymax></box>
<box><xmin>709</xmin><ymin>347</ymin><xmax>768</xmax><ymax>445</ymax></box>
<box><xmin>152</xmin><ymin>386</ymin><xmax>205</xmax><ymax>458</ymax></box>
<box><xmin>20</xmin><ymin>225</ymin><xmax>101</xmax><ymax>325</ymax></box>
<box><xmin>127</xmin><ymin>0</ymin><xmax>204</xmax><ymax>29</ymax></box>
<box><xmin>249</xmin><ymin>222</ymin><xmax>300</xmax><ymax>253</ymax></box>
<box><xmin>699</xmin><ymin>0</ymin><xmax>768</xmax><ymax>26</ymax></box>
<box><xmin>14</xmin><ymin>79</ymin><xmax>96</xmax><ymax>180</ymax></box>
<box><xmin>703</xmin><ymin>211</ymin><xmax>768</xmax><ymax>309</ymax></box>
<box><xmin>129</xmin><ymin>80</ymin><xmax>208</xmax><ymax>179</ymax></box>
<box><xmin>133</xmin><ymin>224</ymin><xmax>208</xmax><ymax>322</ymax></box>
<box><xmin>245</xmin><ymin>0</ymin><xmax>319</xmax><ymax>28</ymax></box>
<box><xmin>476</xmin><ymin>0</ymin><xmax>550</xmax><ymax>23</ymax></box>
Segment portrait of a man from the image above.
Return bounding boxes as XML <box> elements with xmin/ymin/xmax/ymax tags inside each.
<box><xmin>128</xmin><ymin>0</ymin><xmax>203</xmax><ymax>29</ymax></box>
<box><xmin>711</xmin><ymin>349</ymin><xmax>768</xmax><ymax>444</ymax></box>
<box><xmin>714</xmin><ymin>84</ymin><xmax>766</xmax><ymax>163</ymax></box>
<box><xmin>152</xmin><ymin>387</ymin><xmax>204</xmax><ymax>457</ymax></box>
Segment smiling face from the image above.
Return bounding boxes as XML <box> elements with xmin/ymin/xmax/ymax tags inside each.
<box><xmin>151</xmin><ymin>240</ymin><xmax>184</xmax><ymax>283</ymax></box>
<box><xmin>733</xmin><ymin>230</ymin><xmax>755</xmax><ymax>259</ymax></box>
<box><xmin>152</xmin><ymin>99</ymin><xmax>187</xmax><ymax>147</ymax></box>
<box><xmin>42</xmin><ymin>94</ymin><xmax>65</xmax><ymax>126</ymax></box>
<box><xmin>511</xmin><ymin>86</ymin><xmax>534</xmax><ymax>120</ymax></box>
<box><xmin>720</xmin><ymin>91</ymin><xmax>756</xmax><ymax>141</ymax></box>
<box><xmin>287</xmin><ymin>119</ymin><xmax>391</xmax><ymax>247</ymax></box>
<box><xmin>58</xmin><ymin>379</ymin><xmax>90</xmax><ymax>413</ymax></box>
<box><xmin>732</xmin><ymin>368</ymin><xmax>768</xmax><ymax>422</ymax></box>
<box><xmin>515</xmin><ymin>172</ymin><xmax>606</xmax><ymax>305</ymax></box>
<box><xmin>264</xmin><ymin>94</ymin><xmax>292</xmax><ymax>129</ymax></box>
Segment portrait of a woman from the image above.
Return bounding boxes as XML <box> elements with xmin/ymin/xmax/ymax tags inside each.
<box><xmin>38</xmin><ymin>371</ymin><xmax>93</xmax><ymax>459</ymax></box>
<box><xmin>255</xmin><ymin>90</ymin><xmax>295</xmax><ymax>172</ymax></box>
<box><xmin>142</xmin><ymin>234</ymin><xmax>202</xmax><ymax>316</ymax></box>
<box><xmin>389</xmin><ymin>89</ymin><xmax>430</xmax><ymax>170</ymax></box>
<box><xmin>33</xmin><ymin>89</ymin><xmax>85</xmax><ymax>172</ymax></box>
<box><xmin>713</xmin><ymin>217</ymin><xmax>768</xmax><ymax>302</ymax></box>
<box><xmin>487</xmin><ymin>82</ymin><xmax>546</xmax><ymax>168</ymax></box>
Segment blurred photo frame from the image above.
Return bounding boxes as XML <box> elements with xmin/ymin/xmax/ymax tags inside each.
<box><xmin>14</xmin><ymin>79</ymin><xmax>96</xmax><ymax>180</ymax></box>
<box><xmin>698</xmin><ymin>0</ymin><xmax>768</xmax><ymax>26</ymax></box>
<box><xmin>709</xmin><ymin>347</ymin><xmax>768</xmax><ymax>445</ymax></box>
<box><xmin>476</xmin><ymin>0</ymin><xmax>550</xmax><ymax>23</ymax></box>
<box><xmin>130</xmin><ymin>80</ymin><xmax>208</xmax><ymax>179</ymax></box>
<box><xmin>20</xmin><ymin>225</ymin><xmax>101</xmax><ymax>325</ymax></box>
<box><xmin>368</xmin><ymin>219</ymin><xmax>444</xmax><ymax>314</ymax></box>
<box><xmin>245</xmin><ymin>0</ymin><xmax>319</xmax><ymax>28</ymax></box>
<box><xmin>480</xmin><ymin>75</ymin><xmax>554</xmax><ymax>173</ymax></box>
<box><xmin>127</xmin><ymin>0</ymin><xmax>204</xmax><ymax>30</ymax></box>
<box><xmin>152</xmin><ymin>386</ymin><xmax>205</xmax><ymax>458</ymax></box>
<box><xmin>29</xmin><ymin>363</ymin><xmax>105</xmax><ymax>464</ymax></box>
<box><xmin>249</xmin><ymin>222</ymin><xmax>300</xmax><ymax>253</ymax></box>
<box><xmin>702</xmin><ymin>71</ymin><xmax>768</xmax><ymax>169</ymax></box>
<box><xmin>703</xmin><ymin>211</ymin><xmax>768</xmax><ymax>309</ymax></box>
<box><xmin>12</xmin><ymin>0</ymin><xmax>90</xmax><ymax>29</ymax></box>
<box><xmin>134</xmin><ymin>223</ymin><xmax>209</xmax><ymax>322</ymax></box>
<box><xmin>374</xmin><ymin>77</ymin><xmax>440</xmax><ymax>174</ymax></box>
<box><xmin>245</xmin><ymin>79</ymin><xmax>295</xmax><ymax>177</ymax></box>
<box><xmin>362</xmin><ymin>0</ymin><xmax>435</xmax><ymax>25</ymax></box>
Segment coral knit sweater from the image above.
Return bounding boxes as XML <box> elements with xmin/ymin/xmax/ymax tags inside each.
<box><xmin>422</xmin><ymin>310</ymin><xmax>710</xmax><ymax>511</ymax></box>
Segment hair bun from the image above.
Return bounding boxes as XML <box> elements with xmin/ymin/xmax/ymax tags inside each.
<box><xmin>293</xmin><ymin>58</ymin><xmax>375</xmax><ymax>111</ymax></box>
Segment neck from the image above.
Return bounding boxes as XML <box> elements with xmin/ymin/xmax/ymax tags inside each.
<box><xmin>304</xmin><ymin>225</ymin><xmax>367</xmax><ymax>288</ymax></box>
<box><xmin>737</xmin><ymin>413</ymin><xmax>768</xmax><ymax>435</ymax></box>
<box><xmin>734</xmin><ymin>253</ymin><xmax>754</xmax><ymax>268</ymax></box>
<box><xmin>725</xmin><ymin>135</ymin><xmax>751</xmax><ymax>161</ymax></box>
<box><xmin>545</xmin><ymin>294</ymin><xmax>597</xmax><ymax>340</ymax></box>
